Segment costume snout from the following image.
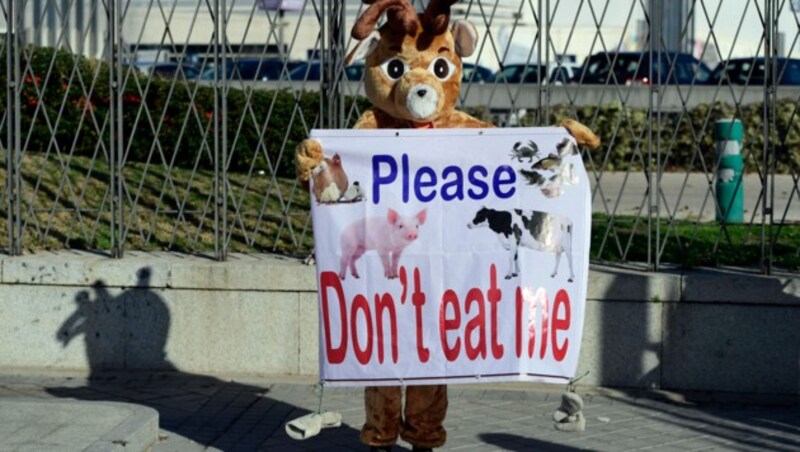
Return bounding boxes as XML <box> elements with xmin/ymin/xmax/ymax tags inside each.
<box><xmin>394</xmin><ymin>68</ymin><xmax>446</xmax><ymax>122</ymax></box>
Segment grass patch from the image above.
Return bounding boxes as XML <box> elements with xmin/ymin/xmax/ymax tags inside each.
<box><xmin>592</xmin><ymin>213</ymin><xmax>800</xmax><ymax>270</ymax></box>
<box><xmin>0</xmin><ymin>151</ymin><xmax>313</xmax><ymax>256</ymax></box>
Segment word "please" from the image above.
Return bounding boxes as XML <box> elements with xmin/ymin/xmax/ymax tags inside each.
<box><xmin>372</xmin><ymin>153</ymin><xmax>516</xmax><ymax>204</ymax></box>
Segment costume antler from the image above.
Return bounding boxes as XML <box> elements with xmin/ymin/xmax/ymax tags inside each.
<box><xmin>422</xmin><ymin>0</ymin><xmax>458</xmax><ymax>35</ymax></box>
<box><xmin>351</xmin><ymin>0</ymin><xmax>420</xmax><ymax>39</ymax></box>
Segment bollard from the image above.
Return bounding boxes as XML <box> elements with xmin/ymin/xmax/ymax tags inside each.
<box><xmin>714</xmin><ymin>119</ymin><xmax>744</xmax><ymax>224</ymax></box>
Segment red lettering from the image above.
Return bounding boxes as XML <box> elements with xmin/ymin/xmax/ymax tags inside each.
<box><xmin>412</xmin><ymin>268</ymin><xmax>430</xmax><ymax>363</ymax></box>
<box><xmin>439</xmin><ymin>290</ymin><xmax>461</xmax><ymax>361</ymax></box>
<box><xmin>464</xmin><ymin>288</ymin><xmax>486</xmax><ymax>360</ymax></box>
<box><xmin>538</xmin><ymin>292</ymin><xmax>549</xmax><ymax>359</ymax></box>
<box><xmin>487</xmin><ymin>265</ymin><xmax>504</xmax><ymax>359</ymax></box>
<box><xmin>351</xmin><ymin>294</ymin><xmax>373</xmax><ymax>365</ymax></box>
<box><xmin>551</xmin><ymin>289</ymin><xmax>571</xmax><ymax>362</ymax></box>
<box><xmin>515</xmin><ymin>287</ymin><xmax>523</xmax><ymax>358</ymax></box>
<box><xmin>320</xmin><ymin>271</ymin><xmax>347</xmax><ymax>364</ymax></box>
<box><xmin>374</xmin><ymin>293</ymin><xmax>398</xmax><ymax>364</ymax></box>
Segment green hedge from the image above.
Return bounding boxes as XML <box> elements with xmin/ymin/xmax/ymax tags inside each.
<box><xmin>538</xmin><ymin>102</ymin><xmax>800</xmax><ymax>173</ymax></box>
<box><xmin>0</xmin><ymin>46</ymin><xmax>370</xmax><ymax>177</ymax></box>
<box><xmin>2</xmin><ymin>46</ymin><xmax>798</xmax><ymax>176</ymax></box>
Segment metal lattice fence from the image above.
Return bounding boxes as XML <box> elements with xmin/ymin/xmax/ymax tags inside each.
<box><xmin>1</xmin><ymin>0</ymin><xmax>799</xmax><ymax>273</ymax></box>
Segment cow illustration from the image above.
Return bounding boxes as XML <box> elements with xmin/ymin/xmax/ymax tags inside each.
<box><xmin>468</xmin><ymin>207</ymin><xmax>574</xmax><ymax>282</ymax></box>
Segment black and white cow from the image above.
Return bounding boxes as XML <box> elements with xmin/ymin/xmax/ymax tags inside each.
<box><xmin>467</xmin><ymin>207</ymin><xmax>574</xmax><ymax>282</ymax></box>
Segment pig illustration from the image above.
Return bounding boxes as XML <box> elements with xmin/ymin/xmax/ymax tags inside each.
<box><xmin>339</xmin><ymin>208</ymin><xmax>427</xmax><ymax>280</ymax></box>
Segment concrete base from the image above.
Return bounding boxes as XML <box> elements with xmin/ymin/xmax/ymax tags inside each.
<box><xmin>0</xmin><ymin>252</ymin><xmax>798</xmax><ymax>395</ymax></box>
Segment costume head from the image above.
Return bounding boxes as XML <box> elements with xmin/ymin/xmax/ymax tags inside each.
<box><xmin>345</xmin><ymin>0</ymin><xmax>479</xmax><ymax>124</ymax></box>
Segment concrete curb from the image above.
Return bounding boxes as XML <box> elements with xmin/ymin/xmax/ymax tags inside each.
<box><xmin>0</xmin><ymin>251</ymin><xmax>798</xmax><ymax>394</ymax></box>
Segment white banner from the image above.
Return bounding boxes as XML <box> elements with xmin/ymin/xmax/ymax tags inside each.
<box><xmin>309</xmin><ymin>128</ymin><xmax>590</xmax><ymax>387</ymax></box>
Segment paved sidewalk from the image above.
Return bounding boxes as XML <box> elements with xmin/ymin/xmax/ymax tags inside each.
<box><xmin>0</xmin><ymin>372</ymin><xmax>798</xmax><ymax>451</ymax></box>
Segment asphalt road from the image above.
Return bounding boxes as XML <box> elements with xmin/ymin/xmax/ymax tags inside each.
<box><xmin>589</xmin><ymin>172</ymin><xmax>799</xmax><ymax>222</ymax></box>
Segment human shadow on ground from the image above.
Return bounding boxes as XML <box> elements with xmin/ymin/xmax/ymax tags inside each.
<box><xmin>47</xmin><ymin>267</ymin><xmax>363</xmax><ymax>451</ymax></box>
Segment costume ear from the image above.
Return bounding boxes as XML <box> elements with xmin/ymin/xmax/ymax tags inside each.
<box><xmin>451</xmin><ymin>19</ymin><xmax>478</xmax><ymax>57</ymax></box>
<box><xmin>345</xmin><ymin>30</ymin><xmax>381</xmax><ymax>65</ymax></box>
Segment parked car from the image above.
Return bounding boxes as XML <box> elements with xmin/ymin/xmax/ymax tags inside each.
<box><xmin>709</xmin><ymin>57</ymin><xmax>800</xmax><ymax>85</ymax></box>
<box><xmin>547</xmin><ymin>61</ymin><xmax>581</xmax><ymax>85</ymax></box>
<box><xmin>576</xmin><ymin>51</ymin><xmax>712</xmax><ymax>85</ymax></box>
<box><xmin>462</xmin><ymin>63</ymin><xmax>494</xmax><ymax>83</ymax></box>
<box><xmin>288</xmin><ymin>61</ymin><xmax>366</xmax><ymax>81</ymax></box>
<box><xmin>493</xmin><ymin>63</ymin><xmax>548</xmax><ymax>84</ymax></box>
<box><xmin>200</xmin><ymin>58</ymin><xmax>302</xmax><ymax>81</ymax></box>
<box><xmin>146</xmin><ymin>62</ymin><xmax>201</xmax><ymax>80</ymax></box>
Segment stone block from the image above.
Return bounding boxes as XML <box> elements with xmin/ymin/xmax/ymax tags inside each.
<box><xmin>662</xmin><ymin>303</ymin><xmax>800</xmax><ymax>394</ymax></box>
<box><xmin>588</xmin><ymin>265</ymin><xmax>681</xmax><ymax>302</ymax></box>
<box><xmin>578</xmin><ymin>299</ymin><xmax>662</xmax><ymax>389</ymax></box>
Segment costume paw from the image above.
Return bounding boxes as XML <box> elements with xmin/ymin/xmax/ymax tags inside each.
<box><xmin>295</xmin><ymin>138</ymin><xmax>324</xmax><ymax>182</ymax></box>
<box><xmin>560</xmin><ymin>118</ymin><xmax>601</xmax><ymax>150</ymax></box>
<box><xmin>285</xmin><ymin>411</ymin><xmax>342</xmax><ymax>440</ymax></box>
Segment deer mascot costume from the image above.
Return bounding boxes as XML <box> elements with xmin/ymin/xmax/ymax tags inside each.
<box><xmin>295</xmin><ymin>1</ymin><xmax>599</xmax><ymax>450</ymax></box>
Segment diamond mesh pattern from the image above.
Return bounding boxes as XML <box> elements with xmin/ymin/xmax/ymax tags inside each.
<box><xmin>0</xmin><ymin>0</ymin><xmax>796</xmax><ymax>271</ymax></box>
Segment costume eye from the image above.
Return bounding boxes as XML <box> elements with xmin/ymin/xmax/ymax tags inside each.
<box><xmin>380</xmin><ymin>58</ymin><xmax>408</xmax><ymax>80</ymax></box>
<box><xmin>428</xmin><ymin>57</ymin><xmax>455</xmax><ymax>81</ymax></box>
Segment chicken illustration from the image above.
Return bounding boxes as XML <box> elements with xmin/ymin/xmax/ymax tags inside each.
<box><xmin>518</xmin><ymin>137</ymin><xmax>579</xmax><ymax>198</ymax></box>
<box><xmin>312</xmin><ymin>153</ymin><xmax>349</xmax><ymax>204</ymax></box>
<box><xmin>339</xmin><ymin>181</ymin><xmax>366</xmax><ymax>203</ymax></box>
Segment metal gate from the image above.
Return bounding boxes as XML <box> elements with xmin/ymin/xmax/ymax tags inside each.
<box><xmin>1</xmin><ymin>0</ymin><xmax>798</xmax><ymax>273</ymax></box>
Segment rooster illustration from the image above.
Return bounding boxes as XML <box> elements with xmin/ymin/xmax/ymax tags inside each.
<box><xmin>312</xmin><ymin>153</ymin><xmax>349</xmax><ymax>204</ymax></box>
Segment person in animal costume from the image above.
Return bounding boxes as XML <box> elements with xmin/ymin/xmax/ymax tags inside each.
<box><xmin>295</xmin><ymin>1</ymin><xmax>600</xmax><ymax>450</ymax></box>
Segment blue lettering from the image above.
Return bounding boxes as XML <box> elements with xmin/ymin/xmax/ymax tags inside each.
<box><xmin>493</xmin><ymin>165</ymin><xmax>516</xmax><ymax>199</ymax></box>
<box><xmin>372</xmin><ymin>155</ymin><xmax>517</xmax><ymax>203</ymax></box>
<box><xmin>441</xmin><ymin>166</ymin><xmax>464</xmax><ymax>201</ymax></box>
<box><xmin>414</xmin><ymin>166</ymin><xmax>438</xmax><ymax>202</ymax></box>
<box><xmin>372</xmin><ymin>155</ymin><xmax>398</xmax><ymax>204</ymax></box>
<box><xmin>402</xmin><ymin>154</ymin><xmax>410</xmax><ymax>203</ymax></box>
<box><xmin>467</xmin><ymin>166</ymin><xmax>489</xmax><ymax>199</ymax></box>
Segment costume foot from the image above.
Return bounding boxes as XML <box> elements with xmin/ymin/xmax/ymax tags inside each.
<box><xmin>554</xmin><ymin>411</ymin><xmax>586</xmax><ymax>432</ymax></box>
<box><xmin>553</xmin><ymin>391</ymin><xmax>584</xmax><ymax>422</ymax></box>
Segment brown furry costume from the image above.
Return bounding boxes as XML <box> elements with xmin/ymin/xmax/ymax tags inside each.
<box><xmin>295</xmin><ymin>1</ymin><xmax>600</xmax><ymax>449</ymax></box>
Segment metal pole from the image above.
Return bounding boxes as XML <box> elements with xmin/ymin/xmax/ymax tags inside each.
<box><xmin>6</xmin><ymin>0</ymin><xmax>16</xmax><ymax>254</ymax></box>
<box><xmin>654</xmin><ymin>0</ymin><xmax>663</xmax><ymax>271</ymax></box>
<box><xmin>109</xmin><ymin>0</ymin><xmax>123</xmax><ymax>257</ymax></box>
<box><xmin>319</xmin><ymin>0</ymin><xmax>326</xmax><ymax>129</ymax></box>
<box><xmin>543</xmin><ymin>0</ymin><xmax>550</xmax><ymax>124</ymax></box>
<box><xmin>763</xmin><ymin>0</ymin><xmax>776</xmax><ymax>274</ymax></box>
<box><xmin>647</xmin><ymin>0</ymin><xmax>657</xmax><ymax>270</ymax></box>
<box><xmin>221</xmin><ymin>0</ymin><xmax>228</xmax><ymax>261</ymax></box>
<box><xmin>8</xmin><ymin>0</ymin><xmax>22</xmax><ymax>255</ymax></box>
<box><xmin>324</xmin><ymin>0</ymin><xmax>345</xmax><ymax>129</ymax></box>
<box><xmin>212</xmin><ymin>0</ymin><xmax>227</xmax><ymax>261</ymax></box>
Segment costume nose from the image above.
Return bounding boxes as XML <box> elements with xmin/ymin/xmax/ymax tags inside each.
<box><xmin>416</xmin><ymin>89</ymin><xmax>427</xmax><ymax>97</ymax></box>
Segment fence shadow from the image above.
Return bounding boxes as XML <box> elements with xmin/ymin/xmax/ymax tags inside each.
<box><xmin>47</xmin><ymin>267</ymin><xmax>362</xmax><ymax>451</ymax></box>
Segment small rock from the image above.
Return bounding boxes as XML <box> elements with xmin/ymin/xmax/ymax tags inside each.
<box><xmin>597</xmin><ymin>416</ymin><xmax>611</xmax><ymax>423</ymax></box>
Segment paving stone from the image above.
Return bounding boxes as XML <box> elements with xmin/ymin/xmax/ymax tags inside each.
<box><xmin>0</xmin><ymin>372</ymin><xmax>798</xmax><ymax>451</ymax></box>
